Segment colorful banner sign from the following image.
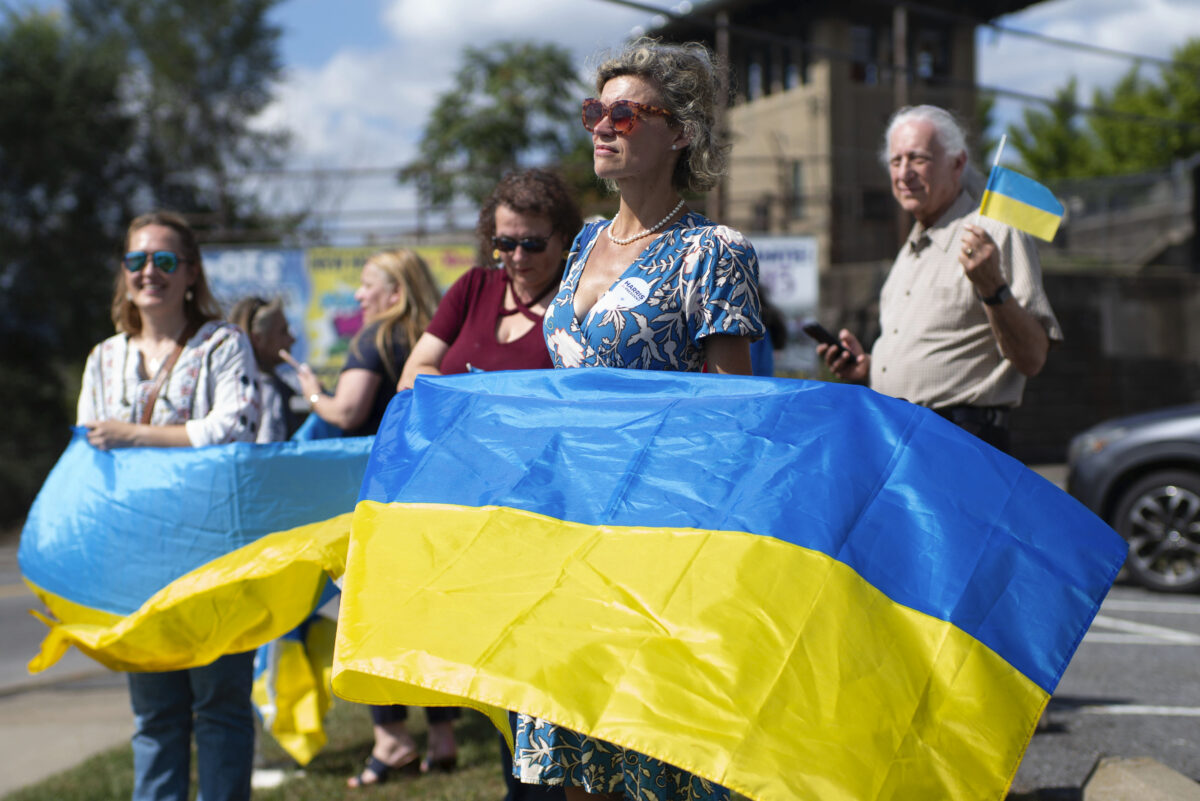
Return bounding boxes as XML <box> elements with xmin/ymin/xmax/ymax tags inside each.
<box><xmin>203</xmin><ymin>244</ymin><xmax>475</xmax><ymax>381</ymax></box>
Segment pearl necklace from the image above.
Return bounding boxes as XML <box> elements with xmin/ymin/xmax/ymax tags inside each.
<box><xmin>607</xmin><ymin>198</ymin><xmax>686</xmax><ymax>246</ymax></box>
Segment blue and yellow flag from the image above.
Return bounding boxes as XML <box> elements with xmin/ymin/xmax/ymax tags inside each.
<box><xmin>18</xmin><ymin>429</ymin><xmax>371</xmax><ymax>764</ymax></box>
<box><xmin>332</xmin><ymin>369</ymin><xmax>1125</xmax><ymax>801</ymax></box>
<box><xmin>252</xmin><ymin>604</ymin><xmax>340</xmax><ymax>765</ymax></box>
<box><xmin>19</xmin><ymin>431</ymin><xmax>370</xmax><ymax>763</ymax></box>
<box><xmin>979</xmin><ymin>165</ymin><xmax>1065</xmax><ymax>241</ymax></box>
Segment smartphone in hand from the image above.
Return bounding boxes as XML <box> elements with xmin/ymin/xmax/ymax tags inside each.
<box><xmin>801</xmin><ymin>320</ymin><xmax>853</xmax><ymax>362</ymax></box>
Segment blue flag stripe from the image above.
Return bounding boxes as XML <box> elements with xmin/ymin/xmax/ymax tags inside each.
<box><xmin>20</xmin><ymin>430</ymin><xmax>373</xmax><ymax>616</ymax></box>
<box><xmin>985</xmin><ymin>166</ymin><xmax>1064</xmax><ymax>216</ymax></box>
<box><xmin>364</xmin><ymin>369</ymin><xmax>1125</xmax><ymax>693</ymax></box>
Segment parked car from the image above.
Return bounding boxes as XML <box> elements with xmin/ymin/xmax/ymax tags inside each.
<box><xmin>1067</xmin><ymin>403</ymin><xmax>1200</xmax><ymax>593</ymax></box>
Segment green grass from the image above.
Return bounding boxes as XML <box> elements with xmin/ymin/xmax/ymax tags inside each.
<box><xmin>1</xmin><ymin>696</ymin><xmax>1050</xmax><ymax>800</ymax></box>
<box><xmin>2</xmin><ymin>699</ymin><xmax>508</xmax><ymax>801</ymax></box>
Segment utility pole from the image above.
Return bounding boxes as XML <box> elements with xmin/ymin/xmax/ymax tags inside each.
<box><xmin>892</xmin><ymin>3</ymin><xmax>910</xmax><ymax>248</ymax></box>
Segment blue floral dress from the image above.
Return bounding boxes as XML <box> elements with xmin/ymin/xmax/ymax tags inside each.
<box><xmin>518</xmin><ymin>212</ymin><xmax>764</xmax><ymax>801</ymax></box>
<box><xmin>544</xmin><ymin>211</ymin><xmax>764</xmax><ymax>371</ymax></box>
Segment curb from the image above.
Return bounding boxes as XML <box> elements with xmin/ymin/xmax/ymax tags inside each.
<box><xmin>0</xmin><ymin>667</ymin><xmax>117</xmax><ymax>699</ymax></box>
<box><xmin>1084</xmin><ymin>756</ymin><xmax>1200</xmax><ymax>800</ymax></box>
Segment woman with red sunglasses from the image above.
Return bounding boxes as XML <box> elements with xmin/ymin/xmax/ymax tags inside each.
<box><xmin>526</xmin><ymin>39</ymin><xmax>765</xmax><ymax>801</ymax></box>
<box><xmin>542</xmin><ymin>40</ymin><xmax>763</xmax><ymax>376</ymax></box>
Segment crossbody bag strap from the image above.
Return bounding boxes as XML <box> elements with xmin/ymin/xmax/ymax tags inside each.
<box><xmin>139</xmin><ymin>340</ymin><xmax>186</xmax><ymax>426</ymax></box>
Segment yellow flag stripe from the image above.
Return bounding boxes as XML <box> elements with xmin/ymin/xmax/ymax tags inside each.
<box><xmin>252</xmin><ymin>618</ymin><xmax>337</xmax><ymax>766</ymax></box>
<box><xmin>980</xmin><ymin>190</ymin><xmax>1062</xmax><ymax>241</ymax></box>
<box><xmin>27</xmin><ymin>513</ymin><xmax>353</xmax><ymax>673</ymax></box>
<box><xmin>332</xmin><ymin>501</ymin><xmax>1047</xmax><ymax>801</ymax></box>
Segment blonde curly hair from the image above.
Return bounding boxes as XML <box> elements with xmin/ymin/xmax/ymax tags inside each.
<box><xmin>594</xmin><ymin>37</ymin><xmax>729</xmax><ymax>194</ymax></box>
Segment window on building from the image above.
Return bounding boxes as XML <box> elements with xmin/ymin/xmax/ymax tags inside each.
<box><xmin>790</xmin><ymin>37</ymin><xmax>811</xmax><ymax>87</ymax></box>
<box><xmin>753</xmin><ymin>197</ymin><xmax>771</xmax><ymax>232</ymax></box>
<box><xmin>790</xmin><ymin>162</ymin><xmax>805</xmax><ymax>219</ymax></box>
<box><xmin>786</xmin><ymin>61</ymin><xmax>802</xmax><ymax>89</ymax></box>
<box><xmin>850</xmin><ymin>25</ymin><xmax>878</xmax><ymax>85</ymax></box>
<box><xmin>748</xmin><ymin>59</ymin><xmax>764</xmax><ymax>101</ymax></box>
<box><xmin>912</xmin><ymin>24</ymin><xmax>951</xmax><ymax>82</ymax></box>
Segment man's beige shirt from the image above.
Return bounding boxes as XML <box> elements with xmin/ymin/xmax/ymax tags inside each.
<box><xmin>869</xmin><ymin>190</ymin><xmax>1062</xmax><ymax>409</ymax></box>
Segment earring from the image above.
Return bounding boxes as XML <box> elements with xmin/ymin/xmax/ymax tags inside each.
<box><xmin>185</xmin><ymin>288</ymin><xmax>194</xmax><ymax>302</ymax></box>
<box><xmin>670</xmin><ymin>144</ymin><xmax>677</xmax><ymax>151</ymax></box>
<box><xmin>492</xmin><ymin>249</ymin><xmax>500</xmax><ymax>260</ymax></box>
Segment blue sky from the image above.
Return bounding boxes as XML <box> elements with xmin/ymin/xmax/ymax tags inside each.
<box><xmin>22</xmin><ymin>0</ymin><xmax>1200</xmax><ymax>238</ymax></box>
<box><xmin>259</xmin><ymin>0</ymin><xmax>1200</xmax><ymax>167</ymax></box>
<box><xmin>249</xmin><ymin>0</ymin><xmax>1200</xmax><ymax>238</ymax></box>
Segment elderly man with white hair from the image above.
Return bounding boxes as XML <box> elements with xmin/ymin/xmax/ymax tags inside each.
<box><xmin>820</xmin><ymin>104</ymin><xmax>1062</xmax><ymax>453</ymax></box>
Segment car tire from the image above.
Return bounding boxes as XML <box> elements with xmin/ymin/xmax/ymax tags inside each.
<box><xmin>1111</xmin><ymin>469</ymin><xmax>1200</xmax><ymax>593</ymax></box>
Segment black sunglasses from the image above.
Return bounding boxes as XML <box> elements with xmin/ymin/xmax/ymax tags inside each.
<box><xmin>492</xmin><ymin>235</ymin><xmax>550</xmax><ymax>254</ymax></box>
<box><xmin>124</xmin><ymin>250</ymin><xmax>183</xmax><ymax>273</ymax></box>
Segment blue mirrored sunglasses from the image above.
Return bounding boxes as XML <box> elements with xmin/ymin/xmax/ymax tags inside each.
<box><xmin>123</xmin><ymin>250</ymin><xmax>181</xmax><ymax>273</ymax></box>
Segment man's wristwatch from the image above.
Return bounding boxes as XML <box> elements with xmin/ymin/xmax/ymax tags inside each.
<box><xmin>980</xmin><ymin>284</ymin><xmax>1012</xmax><ymax>306</ymax></box>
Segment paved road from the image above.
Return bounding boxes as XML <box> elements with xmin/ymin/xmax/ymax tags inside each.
<box><xmin>0</xmin><ymin>536</ymin><xmax>131</xmax><ymax>797</ymax></box>
<box><xmin>1012</xmin><ymin>582</ymin><xmax>1200</xmax><ymax>794</ymax></box>
<box><xmin>0</xmin><ymin>542</ymin><xmax>117</xmax><ymax>694</ymax></box>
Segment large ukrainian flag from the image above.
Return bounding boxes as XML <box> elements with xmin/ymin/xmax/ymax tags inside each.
<box><xmin>333</xmin><ymin>369</ymin><xmax>1125</xmax><ymax>801</ymax></box>
<box><xmin>19</xmin><ymin>430</ymin><xmax>369</xmax><ymax>675</ymax></box>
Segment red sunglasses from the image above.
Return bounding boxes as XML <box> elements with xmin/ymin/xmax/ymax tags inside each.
<box><xmin>581</xmin><ymin>98</ymin><xmax>672</xmax><ymax>134</ymax></box>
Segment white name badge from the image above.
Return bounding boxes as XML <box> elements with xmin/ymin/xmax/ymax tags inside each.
<box><xmin>604</xmin><ymin>277</ymin><xmax>651</xmax><ymax>310</ymax></box>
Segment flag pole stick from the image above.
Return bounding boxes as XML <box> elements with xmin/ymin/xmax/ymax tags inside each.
<box><xmin>993</xmin><ymin>134</ymin><xmax>1007</xmax><ymax>168</ymax></box>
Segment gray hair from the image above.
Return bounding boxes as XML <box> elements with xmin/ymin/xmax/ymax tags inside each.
<box><xmin>594</xmin><ymin>37</ymin><xmax>728</xmax><ymax>193</ymax></box>
<box><xmin>879</xmin><ymin>104</ymin><xmax>969</xmax><ymax>167</ymax></box>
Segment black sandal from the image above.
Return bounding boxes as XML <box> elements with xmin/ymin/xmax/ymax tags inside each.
<box><xmin>347</xmin><ymin>753</ymin><xmax>420</xmax><ymax>788</ymax></box>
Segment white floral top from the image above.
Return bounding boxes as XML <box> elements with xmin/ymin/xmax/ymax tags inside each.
<box><xmin>77</xmin><ymin>321</ymin><xmax>261</xmax><ymax>446</ymax></box>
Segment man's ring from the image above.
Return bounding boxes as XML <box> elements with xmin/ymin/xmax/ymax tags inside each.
<box><xmin>965</xmin><ymin>246</ymin><xmax>974</xmax><ymax>257</ymax></box>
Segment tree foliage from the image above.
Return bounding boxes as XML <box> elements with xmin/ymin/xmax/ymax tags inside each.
<box><xmin>66</xmin><ymin>0</ymin><xmax>289</xmax><ymax>235</ymax></box>
<box><xmin>1006</xmin><ymin>77</ymin><xmax>1097</xmax><ymax>180</ymax></box>
<box><xmin>0</xmin><ymin>2</ymin><xmax>289</xmax><ymax>526</ymax></box>
<box><xmin>1007</xmin><ymin>38</ymin><xmax>1200</xmax><ymax>179</ymax></box>
<box><xmin>1088</xmin><ymin>39</ymin><xmax>1200</xmax><ymax>174</ymax></box>
<box><xmin>0</xmin><ymin>9</ymin><xmax>135</xmax><ymax>526</ymax></box>
<box><xmin>401</xmin><ymin>41</ymin><xmax>595</xmax><ymax>207</ymax></box>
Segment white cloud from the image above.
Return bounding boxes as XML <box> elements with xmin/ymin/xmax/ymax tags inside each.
<box><xmin>250</xmin><ymin>0</ymin><xmax>657</xmax><ymax>241</ymax></box>
<box><xmin>970</xmin><ymin>0</ymin><xmax>1200</xmax><ymax>155</ymax></box>
<box><xmin>261</xmin><ymin>0</ymin><xmax>656</xmax><ymax>170</ymax></box>
<box><xmin>258</xmin><ymin>0</ymin><xmax>1200</xmax><ymax>239</ymax></box>
<box><xmin>383</xmin><ymin>0</ymin><xmax>649</xmax><ymax>56</ymax></box>
<box><xmin>254</xmin><ymin>0</ymin><xmax>653</xmax><ymax>241</ymax></box>
<box><xmin>980</xmin><ymin>0</ymin><xmax>1200</xmax><ymax>102</ymax></box>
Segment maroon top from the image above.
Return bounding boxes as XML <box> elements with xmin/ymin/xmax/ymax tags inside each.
<box><xmin>426</xmin><ymin>266</ymin><xmax>554</xmax><ymax>376</ymax></box>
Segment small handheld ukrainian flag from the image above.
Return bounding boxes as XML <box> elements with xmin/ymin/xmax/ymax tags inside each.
<box><xmin>979</xmin><ymin>163</ymin><xmax>1064</xmax><ymax>242</ymax></box>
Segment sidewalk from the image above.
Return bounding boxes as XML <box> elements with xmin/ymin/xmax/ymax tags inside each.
<box><xmin>0</xmin><ymin>672</ymin><xmax>131</xmax><ymax>797</ymax></box>
<box><xmin>0</xmin><ymin>532</ymin><xmax>132</xmax><ymax>797</ymax></box>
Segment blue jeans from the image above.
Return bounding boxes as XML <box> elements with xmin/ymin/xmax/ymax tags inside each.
<box><xmin>127</xmin><ymin>651</ymin><xmax>256</xmax><ymax>801</ymax></box>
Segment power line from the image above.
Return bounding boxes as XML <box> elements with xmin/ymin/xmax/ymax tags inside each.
<box><xmin>877</xmin><ymin>0</ymin><xmax>1198</xmax><ymax>72</ymax></box>
<box><xmin>587</xmin><ymin>0</ymin><xmax>1200</xmax><ymax>133</ymax></box>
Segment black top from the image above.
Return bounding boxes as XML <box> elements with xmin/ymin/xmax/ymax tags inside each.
<box><xmin>341</xmin><ymin>320</ymin><xmax>409</xmax><ymax>437</ymax></box>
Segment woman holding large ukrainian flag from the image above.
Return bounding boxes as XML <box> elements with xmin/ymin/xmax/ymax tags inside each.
<box><xmin>531</xmin><ymin>38</ymin><xmax>764</xmax><ymax>801</ymax></box>
<box><xmin>77</xmin><ymin>211</ymin><xmax>262</xmax><ymax>801</ymax></box>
